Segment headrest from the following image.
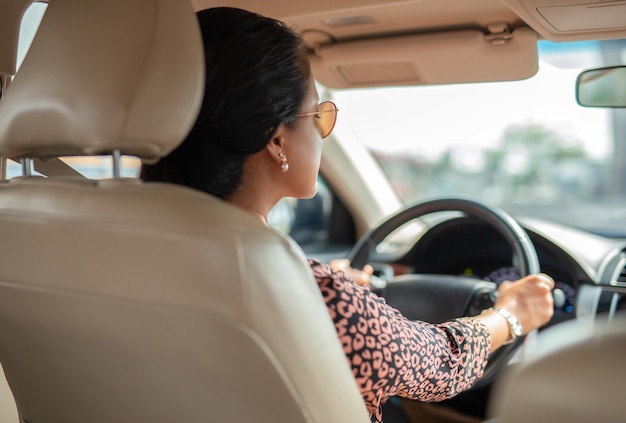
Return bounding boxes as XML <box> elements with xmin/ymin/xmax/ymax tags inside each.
<box><xmin>0</xmin><ymin>0</ymin><xmax>204</xmax><ymax>162</ymax></box>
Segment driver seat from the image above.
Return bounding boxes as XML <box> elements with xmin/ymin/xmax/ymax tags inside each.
<box><xmin>0</xmin><ymin>0</ymin><xmax>369</xmax><ymax>422</ymax></box>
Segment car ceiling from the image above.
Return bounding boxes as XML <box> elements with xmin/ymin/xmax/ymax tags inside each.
<box><xmin>2</xmin><ymin>0</ymin><xmax>626</xmax><ymax>87</ymax></box>
<box><xmin>192</xmin><ymin>0</ymin><xmax>626</xmax><ymax>43</ymax></box>
<box><xmin>192</xmin><ymin>0</ymin><xmax>626</xmax><ymax>88</ymax></box>
<box><xmin>196</xmin><ymin>0</ymin><xmax>525</xmax><ymax>40</ymax></box>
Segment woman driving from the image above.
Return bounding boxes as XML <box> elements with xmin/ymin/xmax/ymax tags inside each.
<box><xmin>141</xmin><ymin>7</ymin><xmax>554</xmax><ymax>422</ymax></box>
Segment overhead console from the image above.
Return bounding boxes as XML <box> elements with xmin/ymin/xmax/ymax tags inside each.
<box><xmin>500</xmin><ymin>0</ymin><xmax>626</xmax><ymax>41</ymax></box>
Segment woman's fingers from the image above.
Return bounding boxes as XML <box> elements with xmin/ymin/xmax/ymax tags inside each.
<box><xmin>330</xmin><ymin>259</ymin><xmax>372</xmax><ymax>288</ymax></box>
<box><xmin>495</xmin><ymin>273</ymin><xmax>555</xmax><ymax>334</ymax></box>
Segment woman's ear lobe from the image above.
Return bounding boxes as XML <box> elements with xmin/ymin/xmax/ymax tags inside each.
<box><xmin>271</xmin><ymin>124</ymin><xmax>287</xmax><ymax>148</ymax></box>
<box><xmin>267</xmin><ymin>125</ymin><xmax>286</xmax><ymax>154</ymax></box>
<box><xmin>266</xmin><ymin>125</ymin><xmax>289</xmax><ymax>171</ymax></box>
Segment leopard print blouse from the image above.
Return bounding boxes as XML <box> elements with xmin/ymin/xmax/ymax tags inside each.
<box><xmin>308</xmin><ymin>258</ymin><xmax>491</xmax><ymax>423</ymax></box>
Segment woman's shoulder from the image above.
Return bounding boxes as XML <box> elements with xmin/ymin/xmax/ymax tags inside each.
<box><xmin>307</xmin><ymin>258</ymin><xmax>340</xmax><ymax>283</ymax></box>
<box><xmin>307</xmin><ymin>257</ymin><xmax>329</xmax><ymax>272</ymax></box>
<box><xmin>307</xmin><ymin>257</ymin><xmax>381</xmax><ymax>302</ymax></box>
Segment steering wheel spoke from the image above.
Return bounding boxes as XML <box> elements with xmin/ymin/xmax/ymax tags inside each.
<box><xmin>383</xmin><ymin>274</ymin><xmax>497</xmax><ymax>322</ymax></box>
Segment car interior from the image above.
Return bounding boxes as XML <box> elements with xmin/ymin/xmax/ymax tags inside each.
<box><xmin>0</xmin><ymin>0</ymin><xmax>625</xmax><ymax>422</ymax></box>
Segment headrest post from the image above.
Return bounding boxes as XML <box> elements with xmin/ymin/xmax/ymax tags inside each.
<box><xmin>0</xmin><ymin>74</ymin><xmax>9</xmax><ymax>101</ymax></box>
<box><xmin>112</xmin><ymin>150</ymin><xmax>122</xmax><ymax>179</ymax></box>
<box><xmin>0</xmin><ymin>156</ymin><xmax>6</xmax><ymax>180</ymax></box>
<box><xmin>21</xmin><ymin>158</ymin><xmax>33</xmax><ymax>177</ymax></box>
<box><xmin>0</xmin><ymin>73</ymin><xmax>13</xmax><ymax>100</ymax></box>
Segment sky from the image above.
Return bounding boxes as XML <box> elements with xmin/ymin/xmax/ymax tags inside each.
<box><xmin>330</xmin><ymin>56</ymin><xmax>611</xmax><ymax>162</ymax></box>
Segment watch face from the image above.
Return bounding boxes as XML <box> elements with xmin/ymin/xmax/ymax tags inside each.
<box><xmin>495</xmin><ymin>307</ymin><xmax>523</xmax><ymax>338</ymax></box>
<box><xmin>511</xmin><ymin>321</ymin><xmax>523</xmax><ymax>336</ymax></box>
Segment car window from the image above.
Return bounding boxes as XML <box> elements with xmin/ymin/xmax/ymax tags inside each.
<box><xmin>328</xmin><ymin>39</ymin><xmax>626</xmax><ymax>236</ymax></box>
<box><xmin>269</xmin><ymin>176</ymin><xmax>356</xmax><ymax>259</ymax></box>
<box><xmin>3</xmin><ymin>3</ymin><xmax>47</xmax><ymax>179</ymax></box>
<box><xmin>17</xmin><ymin>2</ymin><xmax>47</xmax><ymax>71</ymax></box>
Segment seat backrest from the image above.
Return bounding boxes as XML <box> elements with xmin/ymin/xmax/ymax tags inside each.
<box><xmin>0</xmin><ymin>1</ymin><xmax>370</xmax><ymax>422</ymax></box>
<box><xmin>488</xmin><ymin>315</ymin><xmax>626</xmax><ymax>423</ymax></box>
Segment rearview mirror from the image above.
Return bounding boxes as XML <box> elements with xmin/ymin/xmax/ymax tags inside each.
<box><xmin>576</xmin><ymin>66</ymin><xmax>626</xmax><ymax>108</ymax></box>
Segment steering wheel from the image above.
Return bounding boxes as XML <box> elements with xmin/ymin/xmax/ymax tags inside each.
<box><xmin>347</xmin><ymin>197</ymin><xmax>540</xmax><ymax>387</ymax></box>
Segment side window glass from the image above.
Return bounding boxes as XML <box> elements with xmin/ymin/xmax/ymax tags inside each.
<box><xmin>269</xmin><ymin>177</ymin><xmax>330</xmax><ymax>242</ymax></box>
<box><xmin>3</xmin><ymin>3</ymin><xmax>47</xmax><ymax>180</ymax></box>
<box><xmin>288</xmin><ymin>179</ymin><xmax>332</xmax><ymax>245</ymax></box>
<box><xmin>17</xmin><ymin>2</ymin><xmax>47</xmax><ymax>71</ymax></box>
<box><xmin>269</xmin><ymin>176</ymin><xmax>356</xmax><ymax>256</ymax></box>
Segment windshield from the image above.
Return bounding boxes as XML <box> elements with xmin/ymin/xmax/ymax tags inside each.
<box><xmin>10</xmin><ymin>9</ymin><xmax>626</xmax><ymax>238</ymax></box>
<box><xmin>329</xmin><ymin>40</ymin><xmax>626</xmax><ymax>236</ymax></box>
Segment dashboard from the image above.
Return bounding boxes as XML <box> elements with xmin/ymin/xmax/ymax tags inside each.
<box><xmin>376</xmin><ymin>214</ymin><xmax>626</xmax><ymax>329</ymax></box>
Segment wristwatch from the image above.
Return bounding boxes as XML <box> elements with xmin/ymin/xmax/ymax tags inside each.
<box><xmin>494</xmin><ymin>307</ymin><xmax>523</xmax><ymax>344</ymax></box>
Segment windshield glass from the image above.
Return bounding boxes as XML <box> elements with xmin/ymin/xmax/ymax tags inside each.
<box><xmin>328</xmin><ymin>39</ymin><xmax>626</xmax><ymax>236</ymax></box>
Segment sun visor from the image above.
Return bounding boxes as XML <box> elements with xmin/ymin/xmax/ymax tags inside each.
<box><xmin>310</xmin><ymin>27</ymin><xmax>538</xmax><ymax>89</ymax></box>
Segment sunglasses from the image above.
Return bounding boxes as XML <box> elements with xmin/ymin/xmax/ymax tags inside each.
<box><xmin>295</xmin><ymin>101</ymin><xmax>338</xmax><ymax>139</ymax></box>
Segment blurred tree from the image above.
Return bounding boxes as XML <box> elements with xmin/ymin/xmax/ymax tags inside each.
<box><xmin>485</xmin><ymin>124</ymin><xmax>587</xmax><ymax>202</ymax></box>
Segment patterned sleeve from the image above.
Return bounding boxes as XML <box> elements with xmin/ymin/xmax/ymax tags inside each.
<box><xmin>308</xmin><ymin>258</ymin><xmax>491</xmax><ymax>423</ymax></box>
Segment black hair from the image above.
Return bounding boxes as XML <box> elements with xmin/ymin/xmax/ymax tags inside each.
<box><xmin>140</xmin><ymin>7</ymin><xmax>311</xmax><ymax>199</ymax></box>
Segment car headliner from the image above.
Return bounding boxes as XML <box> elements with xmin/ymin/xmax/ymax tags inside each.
<box><xmin>198</xmin><ymin>0</ymin><xmax>626</xmax><ymax>88</ymax></box>
<box><xmin>3</xmin><ymin>0</ymin><xmax>626</xmax><ymax>86</ymax></box>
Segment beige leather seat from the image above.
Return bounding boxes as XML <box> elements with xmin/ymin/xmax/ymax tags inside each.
<box><xmin>0</xmin><ymin>0</ymin><xmax>370</xmax><ymax>422</ymax></box>
<box><xmin>488</xmin><ymin>315</ymin><xmax>626</xmax><ymax>423</ymax></box>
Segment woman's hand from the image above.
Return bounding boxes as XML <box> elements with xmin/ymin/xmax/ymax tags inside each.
<box><xmin>494</xmin><ymin>273</ymin><xmax>555</xmax><ymax>335</ymax></box>
<box><xmin>329</xmin><ymin>259</ymin><xmax>374</xmax><ymax>288</ymax></box>
<box><xmin>478</xmin><ymin>273</ymin><xmax>555</xmax><ymax>350</ymax></box>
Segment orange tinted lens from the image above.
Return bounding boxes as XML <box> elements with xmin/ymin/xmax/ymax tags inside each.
<box><xmin>318</xmin><ymin>101</ymin><xmax>337</xmax><ymax>138</ymax></box>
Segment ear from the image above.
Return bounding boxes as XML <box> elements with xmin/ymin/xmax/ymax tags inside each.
<box><xmin>265</xmin><ymin>124</ymin><xmax>287</xmax><ymax>165</ymax></box>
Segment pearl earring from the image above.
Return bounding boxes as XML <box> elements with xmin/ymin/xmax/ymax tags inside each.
<box><xmin>279</xmin><ymin>152</ymin><xmax>289</xmax><ymax>172</ymax></box>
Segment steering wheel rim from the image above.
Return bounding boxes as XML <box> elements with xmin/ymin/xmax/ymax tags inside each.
<box><xmin>347</xmin><ymin>197</ymin><xmax>540</xmax><ymax>387</ymax></box>
<box><xmin>349</xmin><ymin>198</ymin><xmax>539</xmax><ymax>274</ymax></box>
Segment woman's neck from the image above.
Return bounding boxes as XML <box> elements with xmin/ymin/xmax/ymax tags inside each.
<box><xmin>240</xmin><ymin>205</ymin><xmax>269</xmax><ymax>225</ymax></box>
<box><xmin>227</xmin><ymin>190</ymin><xmax>272</xmax><ymax>226</ymax></box>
